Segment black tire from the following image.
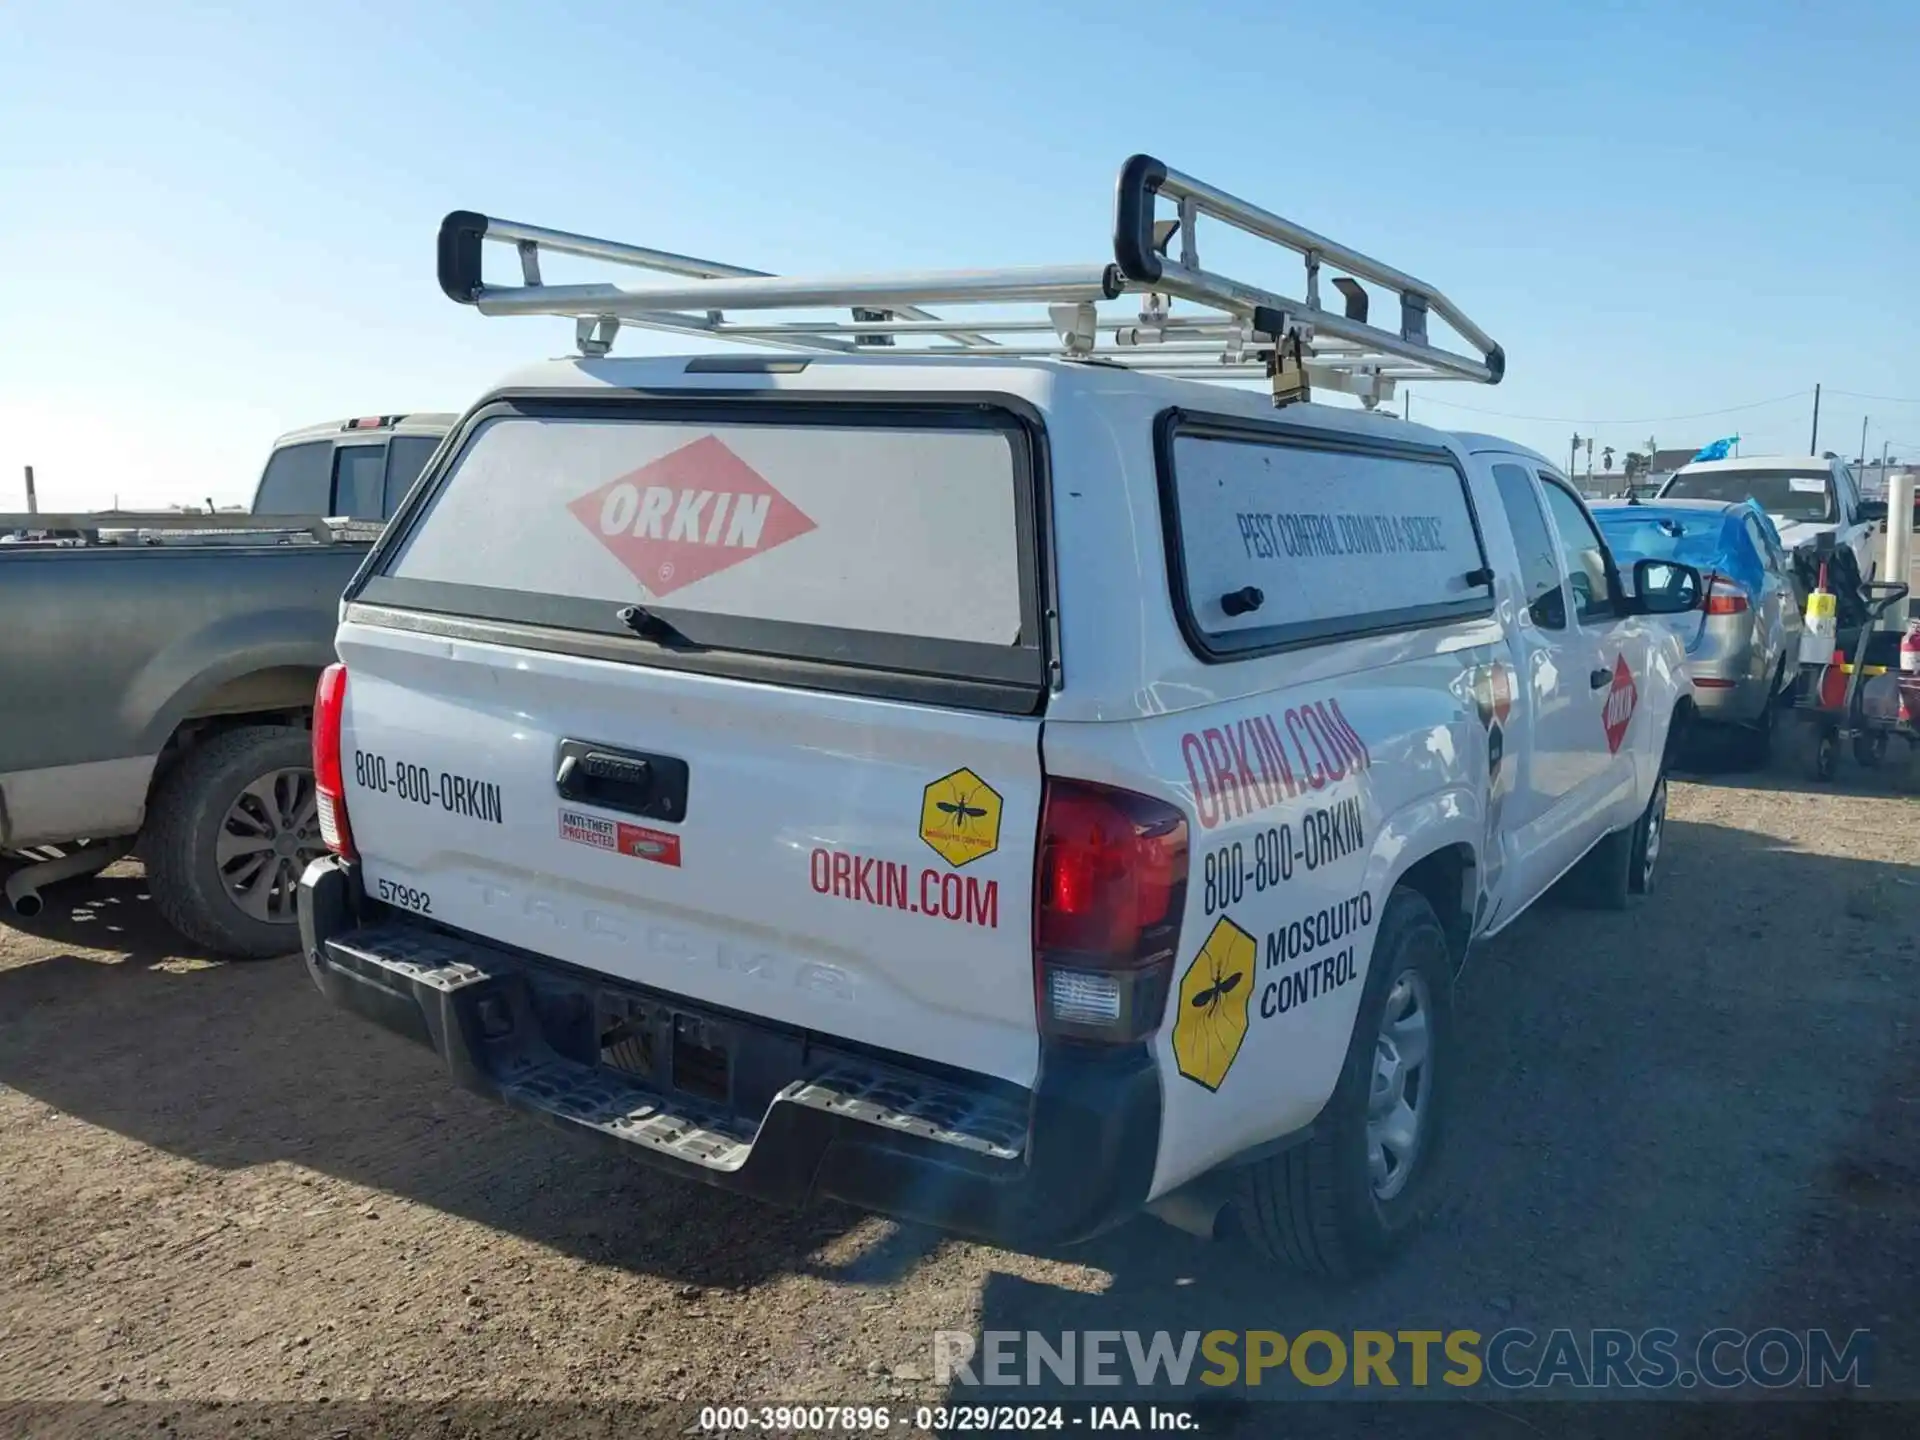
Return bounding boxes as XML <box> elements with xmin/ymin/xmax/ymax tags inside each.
<box><xmin>1729</xmin><ymin>673</ymin><xmax>1781</xmax><ymax>770</ymax></box>
<box><xmin>1813</xmin><ymin>727</ymin><xmax>1839</xmax><ymax>782</ymax></box>
<box><xmin>1233</xmin><ymin>887</ymin><xmax>1452</xmax><ymax>1277</ymax></box>
<box><xmin>143</xmin><ymin>726</ymin><xmax>319</xmax><ymax>960</ymax></box>
<box><xmin>1853</xmin><ymin>731</ymin><xmax>1888</xmax><ymax>769</ymax></box>
<box><xmin>1567</xmin><ymin>772</ymin><xmax>1667</xmax><ymax>909</ymax></box>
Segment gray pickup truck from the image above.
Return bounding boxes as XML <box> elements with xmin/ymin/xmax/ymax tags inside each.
<box><xmin>0</xmin><ymin>413</ymin><xmax>452</xmax><ymax>955</ymax></box>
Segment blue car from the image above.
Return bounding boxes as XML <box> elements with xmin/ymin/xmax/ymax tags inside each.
<box><xmin>1591</xmin><ymin>498</ymin><xmax>1805</xmax><ymax>760</ymax></box>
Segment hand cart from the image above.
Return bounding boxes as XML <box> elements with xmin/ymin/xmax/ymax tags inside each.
<box><xmin>1793</xmin><ymin>579</ymin><xmax>1916</xmax><ymax>780</ymax></box>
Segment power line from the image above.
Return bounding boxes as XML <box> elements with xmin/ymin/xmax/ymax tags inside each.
<box><xmin>1411</xmin><ymin>388</ymin><xmax>1811</xmax><ymax>426</ymax></box>
<box><xmin>1826</xmin><ymin>388</ymin><xmax>1920</xmax><ymax>405</ymax></box>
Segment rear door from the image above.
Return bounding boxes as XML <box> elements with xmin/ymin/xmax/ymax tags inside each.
<box><xmin>1741</xmin><ymin>511</ymin><xmax>1793</xmax><ymax>686</ymax></box>
<box><xmin>337</xmin><ymin>395</ymin><xmax>1052</xmax><ymax>1084</ymax></box>
<box><xmin>1484</xmin><ymin>462</ymin><xmax>1594</xmax><ymax>898</ymax></box>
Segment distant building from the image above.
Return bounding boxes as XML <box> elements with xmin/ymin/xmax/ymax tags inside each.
<box><xmin>1854</xmin><ymin>461</ymin><xmax>1906</xmax><ymax>500</ymax></box>
<box><xmin>1648</xmin><ymin>448</ymin><xmax>1702</xmax><ymax>476</ymax></box>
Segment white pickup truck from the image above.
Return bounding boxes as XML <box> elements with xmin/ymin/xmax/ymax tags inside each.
<box><xmin>297</xmin><ymin>159</ymin><xmax>1703</xmax><ymax>1275</ymax></box>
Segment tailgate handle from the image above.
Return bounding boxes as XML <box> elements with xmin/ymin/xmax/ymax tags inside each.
<box><xmin>554</xmin><ymin>740</ymin><xmax>689</xmax><ymax>823</ymax></box>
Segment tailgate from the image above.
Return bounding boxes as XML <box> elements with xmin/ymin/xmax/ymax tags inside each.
<box><xmin>336</xmin><ymin>397</ymin><xmax>1050</xmax><ymax>1085</ymax></box>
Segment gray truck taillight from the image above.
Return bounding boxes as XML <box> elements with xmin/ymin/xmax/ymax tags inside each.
<box><xmin>312</xmin><ymin>663</ymin><xmax>355</xmax><ymax>859</ymax></box>
<box><xmin>1033</xmin><ymin>778</ymin><xmax>1189</xmax><ymax>1044</ymax></box>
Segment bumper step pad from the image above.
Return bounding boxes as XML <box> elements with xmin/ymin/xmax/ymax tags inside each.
<box><xmin>319</xmin><ymin>922</ymin><xmax>1026</xmax><ymax>1172</ymax></box>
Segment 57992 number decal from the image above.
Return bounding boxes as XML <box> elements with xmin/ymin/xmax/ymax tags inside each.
<box><xmin>375</xmin><ymin>878</ymin><xmax>432</xmax><ymax>915</ymax></box>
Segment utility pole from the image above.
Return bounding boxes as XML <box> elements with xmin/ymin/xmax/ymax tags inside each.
<box><xmin>1860</xmin><ymin>415</ymin><xmax>1870</xmax><ymax>465</ymax></box>
<box><xmin>1809</xmin><ymin>383</ymin><xmax>1821</xmax><ymax>454</ymax></box>
<box><xmin>1569</xmin><ymin>432</ymin><xmax>1581</xmax><ymax>477</ymax></box>
<box><xmin>22</xmin><ymin>466</ymin><xmax>36</xmax><ymax>515</ymax></box>
<box><xmin>1585</xmin><ymin>437</ymin><xmax>1595</xmax><ymax>485</ymax></box>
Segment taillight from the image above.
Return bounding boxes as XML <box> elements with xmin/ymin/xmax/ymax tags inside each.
<box><xmin>1703</xmin><ymin>574</ymin><xmax>1750</xmax><ymax>615</ymax></box>
<box><xmin>313</xmin><ymin>663</ymin><xmax>355</xmax><ymax>859</ymax></box>
<box><xmin>1033</xmin><ymin>778</ymin><xmax>1189</xmax><ymax>1044</ymax></box>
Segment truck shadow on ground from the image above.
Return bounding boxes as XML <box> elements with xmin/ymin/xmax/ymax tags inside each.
<box><xmin>935</xmin><ymin>813</ymin><xmax>1920</xmax><ymax>1424</ymax></box>
<box><xmin>2</xmin><ymin>814</ymin><xmax>1917</xmax><ymax>1335</ymax></box>
<box><xmin>0</xmin><ymin>865</ymin><xmax>876</xmax><ymax>1292</ymax></box>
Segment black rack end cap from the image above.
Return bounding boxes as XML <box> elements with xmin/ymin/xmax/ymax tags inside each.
<box><xmin>1486</xmin><ymin>343</ymin><xmax>1507</xmax><ymax>384</ymax></box>
<box><xmin>437</xmin><ymin>210</ymin><xmax>490</xmax><ymax>304</ymax></box>
<box><xmin>1113</xmin><ymin>153</ymin><xmax>1169</xmax><ymax>285</ymax></box>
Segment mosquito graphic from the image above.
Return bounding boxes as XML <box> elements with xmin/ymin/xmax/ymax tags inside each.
<box><xmin>1190</xmin><ymin>967</ymin><xmax>1243</xmax><ymax>1012</ymax></box>
<box><xmin>935</xmin><ymin>786</ymin><xmax>991</xmax><ymax>831</ymax></box>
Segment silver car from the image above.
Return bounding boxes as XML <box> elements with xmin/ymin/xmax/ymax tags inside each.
<box><xmin>1593</xmin><ymin>498</ymin><xmax>1804</xmax><ymax>761</ymax></box>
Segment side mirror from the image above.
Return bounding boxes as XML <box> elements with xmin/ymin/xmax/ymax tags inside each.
<box><xmin>1632</xmin><ymin>557</ymin><xmax>1705</xmax><ymax>615</ymax></box>
<box><xmin>1858</xmin><ymin>499</ymin><xmax>1888</xmax><ymax>524</ymax></box>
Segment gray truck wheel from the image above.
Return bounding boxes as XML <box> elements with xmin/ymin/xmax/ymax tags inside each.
<box><xmin>144</xmin><ymin>726</ymin><xmax>321</xmax><ymax>960</ymax></box>
<box><xmin>1233</xmin><ymin>887</ymin><xmax>1452</xmax><ymax>1276</ymax></box>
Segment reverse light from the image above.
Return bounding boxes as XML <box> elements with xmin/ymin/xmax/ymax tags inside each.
<box><xmin>1702</xmin><ymin>574</ymin><xmax>1751</xmax><ymax>616</ymax></box>
<box><xmin>313</xmin><ymin>663</ymin><xmax>356</xmax><ymax>859</ymax></box>
<box><xmin>1033</xmin><ymin>778</ymin><xmax>1189</xmax><ymax>1044</ymax></box>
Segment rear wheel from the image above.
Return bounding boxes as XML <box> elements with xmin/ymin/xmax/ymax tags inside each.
<box><xmin>1854</xmin><ymin>731</ymin><xmax>1888</xmax><ymax>769</ymax></box>
<box><xmin>1233</xmin><ymin>887</ymin><xmax>1451</xmax><ymax>1276</ymax></box>
<box><xmin>1730</xmin><ymin>667</ymin><xmax>1783</xmax><ymax>769</ymax></box>
<box><xmin>144</xmin><ymin>726</ymin><xmax>322</xmax><ymax>959</ymax></box>
<box><xmin>1567</xmin><ymin>772</ymin><xmax>1667</xmax><ymax>909</ymax></box>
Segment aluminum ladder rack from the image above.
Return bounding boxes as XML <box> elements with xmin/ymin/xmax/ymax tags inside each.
<box><xmin>435</xmin><ymin>153</ymin><xmax>1505</xmax><ymax>410</ymax></box>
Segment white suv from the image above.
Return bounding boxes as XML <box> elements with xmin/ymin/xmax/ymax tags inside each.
<box><xmin>298</xmin><ymin>159</ymin><xmax>1702</xmax><ymax>1274</ymax></box>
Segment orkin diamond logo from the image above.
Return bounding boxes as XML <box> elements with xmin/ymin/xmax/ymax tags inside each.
<box><xmin>566</xmin><ymin>435</ymin><xmax>817</xmax><ymax>597</ymax></box>
<box><xmin>1602</xmin><ymin>653</ymin><xmax>1639</xmax><ymax>755</ymax></box>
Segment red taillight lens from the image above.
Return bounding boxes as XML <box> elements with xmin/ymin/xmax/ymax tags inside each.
<box><xmin>1034</xmin><ymin>779</ymin><xmax>1188</xmax><ymax>1043</ymax></box>
<box><xmin>313</xmin><ymin>663</ymin><xmax>355</xmax><ymax>859</ymax></box>
<box><xmin>1703</xmin><ymin>574</ymin><xmax>1750</xmax><ymax>615</ymax></box>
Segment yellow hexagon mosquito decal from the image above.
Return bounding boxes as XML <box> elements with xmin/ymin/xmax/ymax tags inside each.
<box><xmin>919</xmin><ymin>768</ymin><xmax>1004</xmax><ymax>868</ymax></box>
<box><xmin>1173</xmin><ymin>916</ymin><xmax>1257</xmax><ymax>1092</ymax></box>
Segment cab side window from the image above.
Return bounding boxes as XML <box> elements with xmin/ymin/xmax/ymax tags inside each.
<box><xmin>1539</xmin><ymin>478</ymin><xmax>1618</xmax><ymax>625</ymax></box>
<box><xmin>253</xmin><ymin>441</ymin><xmax>331</xmax><ymax>514</ymax></box>
<box><xmin>1491</xmin><ymin>463</ymin><xmax>1566</xmax><ymax>629</ymax></box>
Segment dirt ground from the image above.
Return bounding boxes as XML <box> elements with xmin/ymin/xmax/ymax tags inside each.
<box><xmin>2</xmin><ymin>735</ymin><xmax>1918</xmax><ymax>1436</ymax></box>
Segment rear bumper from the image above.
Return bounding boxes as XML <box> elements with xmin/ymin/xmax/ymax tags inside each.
<box><xmin>297</xmin><ymin>856</ymin><xmax>1159</xmax><ymax>1246</ymax></box>
<box><xmin>1687</xmin><ymin>671</ymin><xmax>1771</xmax><ymax>722</ymax></box>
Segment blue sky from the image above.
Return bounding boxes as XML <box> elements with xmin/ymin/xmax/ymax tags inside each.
<box><xmin>4</xmin><ymin>0</ymin><xmax>1918</xmax><ymax>509</ymax></box>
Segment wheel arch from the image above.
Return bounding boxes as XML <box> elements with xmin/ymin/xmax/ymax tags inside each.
<box><xmin>1388</xmin><ymin>841</ymin><xmax>1478</xmax><ymax>973</ymax></box>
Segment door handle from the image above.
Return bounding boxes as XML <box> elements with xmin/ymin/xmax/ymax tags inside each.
<box><xmin>1590</xmin><ymin>668</ymin><xmax>1611</xmax><ymax>690</ymax></box>
<box><xmin>553</xmin><ymin>740</ymin><xmax>689</xmax><ymax>823</ymax></box>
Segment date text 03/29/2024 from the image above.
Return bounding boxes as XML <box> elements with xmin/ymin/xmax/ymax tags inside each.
<box><xmin>694</xmin><ymin>1404</ymin><xmax>1199</xmax><ymax>1433</ymax></box>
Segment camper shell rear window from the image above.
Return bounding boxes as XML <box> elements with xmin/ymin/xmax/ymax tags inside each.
<box><xmin>353</xmin><ymin>395</ymin><xmax>1051</xmax><ymax>714</ymax></box>
<box><xmin>1155</xmin><ymin>410</ymin><xmax>1496</xmax><ymax>661</ymax></box>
